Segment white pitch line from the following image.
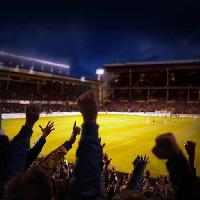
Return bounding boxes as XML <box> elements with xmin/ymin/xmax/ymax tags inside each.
<box><xmin>104</xmin><ymin>138</ymin><xmax>136</xmax><ymax>151</ymax></box>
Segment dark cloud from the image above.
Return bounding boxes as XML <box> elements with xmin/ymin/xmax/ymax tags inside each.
<box><xmin>0</xmin><ymin>0</ymin><xmax>200</xmax><ymax>78</ymax></box>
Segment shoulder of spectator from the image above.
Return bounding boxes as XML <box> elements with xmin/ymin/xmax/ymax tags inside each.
<box><xmin>10</xmin><ymin>125</ymin><xmax>33</xmax><ymax>146</ymax></box>
<box><xmin>166</xmin><ymin>152</ymin><xmax>189</xmax><ymax>172</ymax></box>
<box><xmin>0</xmin><ymin>135</ymin><xmax>9</xmax><ymax>143</ymax></box>
<box><xmin>38</xmin><ymin>145</ymin><xmax>68</xmax><ymax>172</ymax></box>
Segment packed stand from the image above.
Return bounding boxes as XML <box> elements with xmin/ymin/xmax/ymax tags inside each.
<box><xmin>0</xmin><ymin>79</ymin><xmax>92</xmax><ymax>101</ymax></box>
<box><xmin>0</xmin><ymin>91</ymin><xmax>200</xmax><ymax>200</ymax></box>
<box><xmin>101</xmin><ymin>101</ymin><xmax>200</xmax><ymax>114</ymax></box>
<box><xmin>0</xmin><ymin>103</ymin><xmax>77</xmax><ymax>113</ymax></box>
<box><xmin>1</xmin><ymin>101</ymin><xmax>200</xmax><ymax>115</ymax></box>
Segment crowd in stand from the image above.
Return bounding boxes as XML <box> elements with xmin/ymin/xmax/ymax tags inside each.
<box><xmin>1</xmin><ymin>101</ymin><xmax>200</xmax><ymax>114</ymax></box>
<box><xmin>0</xmin><ymin>80</ymin><xmax>91</xmax><ymax>101</ymax></box>
<box><xmin>0</xmin><ymin>91</ymin><xmax>200</xmax><ymax>200</ymax></box>
<box><xmin>0</xmin><ymin>103</ymin><xmax>77</xmax><ymax>113</ymax></box>
<box><xmin>100</xmin><ymin>101</ymin><xmax>200</xmax><ymax>114</ymax></box>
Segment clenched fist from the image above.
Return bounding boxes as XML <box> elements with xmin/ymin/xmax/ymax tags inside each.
<box><xmin>152</xmin><ymin>133</ymin><xmax>181</xmax><ymax>160</ymax></box>
<box><xmin>77</xmin><ymin>91</ymin><xmax>98</xmax><ymax>123</ymax></box>
<box><xmin>25</xmin><ymin>104</ymin><xmax>41</xmax><ymax>128</ymax></box>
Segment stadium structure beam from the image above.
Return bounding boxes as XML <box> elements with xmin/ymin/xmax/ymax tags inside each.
<box><xmin>0</xmin><ymin>51</ymin><xmax>69</xmax><ymax>69</ymax></box>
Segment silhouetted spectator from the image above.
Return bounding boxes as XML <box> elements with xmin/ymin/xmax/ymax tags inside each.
<box><xmin>152</xmin><ymin>133</ymin><xmax>200</xmax><ymax>199</ymax></box>
<box><xmin>70</xmin><ymin>91</ymin><xmax>102</xmax><ymax>200</ymax></box>
<box><xmin>0</xmin><ymin>105</ymin><xmax>40</xmax><ymax>199</ymax></box>
<box><xmin>3</xmin><ymin>167</ymin><xmax>54</xmax><ymax>200</ymax></box>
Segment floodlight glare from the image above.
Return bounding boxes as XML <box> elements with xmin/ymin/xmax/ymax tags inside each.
<box><xmin>81</xmin><ymin>76</ymin><xmax>85</xmax><ymax>81</ymax></box>
<box><xmin>0</xmin><ymin>51</ymin><xmax>70</xmax><ymax>69</ymax></box>
<box><xmin>96</xmin><ymin>69</ymin><xmax>104</xmax><ymax>75</ymax></box>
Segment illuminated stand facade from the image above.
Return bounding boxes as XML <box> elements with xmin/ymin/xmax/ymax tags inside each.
<box><xmin>0</xmin><ymin>51</ymin><xmax>70</xmax><ymax>76</ymax></box>
<box><xmin>101</xmin><ymin>60</ymin><xmax>200</xmax><ymax>103</ymax></box>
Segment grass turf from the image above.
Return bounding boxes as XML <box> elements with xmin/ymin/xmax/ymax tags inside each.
<box><xmin>2</xmin><ymin>114</ymin><xmax>200</xmax><ymax>177</ymax></box>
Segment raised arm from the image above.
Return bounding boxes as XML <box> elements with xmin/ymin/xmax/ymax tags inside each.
<box><xmin>38</xmin><ymin>121</ymin><xmax>80</xmax><ymax>175</ymax></box>
<box><xmin>128</xmin><ymin>155</ymin><xmax>149</xmax><ymax>192</ymax></box>
<box><xmin>5</xmin><ymin>105</ymin><xmax>40</xmax><ymax>181</ymax></box>
<box><xmin>70</xmin><ymin>91</ymin><xmax>102</xmax><ymax>200</ymax></box>
<box><xmin>184</xmin><ymin>140</ymin><xmax>196</xmax><ymax>175</ymax></box>
<box><xmin>25</xmin><ymin>121</ymin><xmax>55</xmax><ymax>169</ymax></box>
<box><xmin>152</xmin><ymin>133</ymin><xmax>200</xmax><ymax>199</ymax></box>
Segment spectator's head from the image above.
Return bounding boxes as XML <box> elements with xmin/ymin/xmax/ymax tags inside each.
<box><xmin>4</xmin><ymin>167</ymin><xmax>54</xmax><ymax>200</ymax></box>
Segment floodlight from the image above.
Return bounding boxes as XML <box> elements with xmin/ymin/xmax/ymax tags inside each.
<box><xmin>30</xmin><ymin>67</ymin><xmax>34</xmax><ymax>74</ymax></box>
<box><xmin>96</xmin><ymin>68</ymin><xmax>104</xmax><ymax>81</ymax></box>
<box><xmin>96</xmin><ymin>69</ymin><xmax>104</xmax><ymax>75</ymax></box>
<box><xmin>81</xmin><ymin>76</ymin><xmax>85</xmax><ymax>81</ymax></box>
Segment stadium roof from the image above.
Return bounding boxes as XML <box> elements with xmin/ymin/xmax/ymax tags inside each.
<box><xmin>0</xmin><ymin>66</ymin><xmax>100</xmax><ymax>85</ymax></box>
<box><xmin>0</xmin><ymin>51</ymin><xmax>69</xmax><ymax>69</ymax></box>
<box><xmin>103</xmin><ymin>59</ymin><xmax>200</xmax><ymax>72</ymax></box>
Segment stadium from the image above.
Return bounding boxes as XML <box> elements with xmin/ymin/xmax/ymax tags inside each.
<box><xmin>1</xmin><ymin>52</ymin><xmax>200</xmax><ymax>199</ymax></box>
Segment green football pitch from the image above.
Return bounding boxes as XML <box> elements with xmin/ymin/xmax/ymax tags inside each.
<box><xmin>2</xmin><ymin>114</ymin><xmax>200</xmax><ymax>177</ymax></box>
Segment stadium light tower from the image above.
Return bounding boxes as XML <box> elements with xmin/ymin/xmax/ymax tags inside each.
<box><xmin>96</xmin><ymin>68</ymin><xmax>104</xmax><ymax>81</ymax></box>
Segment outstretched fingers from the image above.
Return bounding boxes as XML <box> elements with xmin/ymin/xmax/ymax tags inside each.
<box><xmin>39</xmin><ymin>124</ymin><xmax>44</xmax><ymax>131</ymax></box>
<box><xmin>73</xmin><ymin>121</ymin><xmax>76</xmax><ymax>129</ymax></box>
<box><xmin>48</xmin><ymin>121</ymin><xmax>54</xmax><ymax>129</ymax></box>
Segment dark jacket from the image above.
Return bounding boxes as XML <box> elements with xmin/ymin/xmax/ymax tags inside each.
<box><xmin>0</xmin><ymin>135</ymin><xmax>10</xmax><ymax>180</ymax></box>
<box><xmin>70</xmin><ymin>123</ymin><xmax>102</xmax><ymax>200</ymax></box>
<box><xmin>25</xmin><ymin>136</ymin><xmax>46</xmax><ymax>169</ymax></box>
<box><xmin>5</xmin><ymin>125</ymin><xmax>33</xmax><ymax>181</ymax></box>
<box><xmin>167</xmin><ymin>153</ymin><xmax>200</xmax><ymax>200</ymax></box>
<box><xmin>0</xmin><ymin>125</ymin><xmax>33</xmax><ymax>199</ymax></box>
<box><xmin>0</xmin><ymin>135</ymin><xmax>10</xmax><ymax>199</ymax></box>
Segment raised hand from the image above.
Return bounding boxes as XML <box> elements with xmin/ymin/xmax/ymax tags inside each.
<box><xmin>99</xmin><ymin>137</ymin><xmax>106</xmax><ymax>154</ymax></box>
<box><xmin>39</xmin><ymin>121</ymin><xmax>55</xmax><ymax>138</ymax></box>
<box><xmin>25</xmin><ymin>104</ymin><xmax>41</xmax><ymax>128</ymax></box>
<box><xmin>185</xmin><ymin>141</ymin><xmax>196</xmax><ymax>157</ymax></box>
<box><xmin>104</xmin><ymin>153</ymin><xmax>112</xmax><ymax>167</ymax></box>
<box><xmin>152</xmin><ymin>133</ymin><xmax>181</xmax><ymax>160</ymax></box>
<box><xmin>133</xmin><ymin>155</ymin><xmax>149</xmax><ymax>170</ymax></box>
<box><xmin>77</xmin><ymin>90</ymin><xmax>98</xmax><ymax>123</ymax></box>
<box><xmin>184</xmin><ymin>141</ymin><xmax>196</xmax><ymax>168</ymax></box>
<box><xmin>140</xmin><ymin>155</ymin><xmax>149</xmax><ymax>166</ymax></box>
<box><xmin>69</xmin><ymin>121</ymin><xmax>81</xmax><ymax>144</ymax></box>
<box><xmin>99</xmin><ymin>137</ymin><xmax>106</xmax><ymax>148</ymax></box>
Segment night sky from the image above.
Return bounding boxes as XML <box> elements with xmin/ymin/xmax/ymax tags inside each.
<box><xmin>0</xmin><ymin>0</ymin><xmax>200</xmax><ymax>79</ymax></box>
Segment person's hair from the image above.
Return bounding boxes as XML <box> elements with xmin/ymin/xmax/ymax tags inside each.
<box><xmin>3</xmin><ymin>167</ymin><xmax>53</xmax><ymax>200</ymax></box>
